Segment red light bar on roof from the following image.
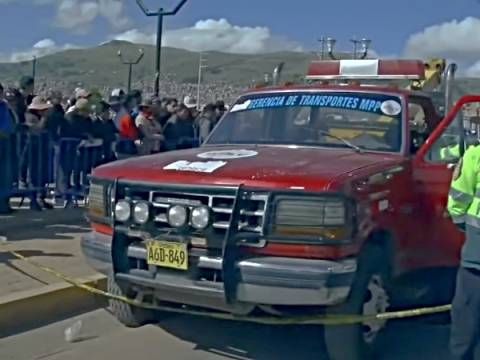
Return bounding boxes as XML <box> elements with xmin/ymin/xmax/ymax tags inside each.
<box><xmin>306</xmin><ymin>59</ymin><xmax>425</xmax><ymax>80</ymax></box>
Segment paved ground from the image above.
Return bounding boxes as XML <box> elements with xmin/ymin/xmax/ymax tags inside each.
<box><xmin>0</xmin><ymin>200</ymin><xmax>459</xmax><ymax>360</ymax></box>
<box><xmin>0</xmin><ymin>309</ymin><xmax>454</xmax><ymax>360</ymax></box>
<box><xmin>0</xmin><ymin>204</ymin><xmax>95</xmax><ymax>295</ymax></box>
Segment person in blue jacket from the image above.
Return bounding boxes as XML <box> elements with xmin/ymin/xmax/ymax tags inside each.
<box><xmin>0</xmin><ymin>83</ymin><xmax>14</xmax><ymax>214</ymax></box>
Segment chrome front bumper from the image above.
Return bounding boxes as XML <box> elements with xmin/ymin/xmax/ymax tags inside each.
<box><xmin>81</xmin><ymin>231</ymin><xmax>357</xmax><ymax>309</ymax></box>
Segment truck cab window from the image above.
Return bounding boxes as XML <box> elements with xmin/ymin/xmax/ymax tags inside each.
<box><xmin>425</xmin><ymin>103</ymin><xmax>480</xmax><ymax>163</ymax></box>
<box><xmin>409</xmin><ymin>100</ymin><xmax>431</xmax><ymax>154</ymax></box>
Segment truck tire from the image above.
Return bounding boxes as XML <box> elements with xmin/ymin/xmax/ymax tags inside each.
<box><xmin>324</xmin><ymin>243</ymin><xmax>391</xmax><ymax>360</ymax></box>
<box><xmin>108</xmin><ymin>272</ymin><xmax>156</xmax><ymax>327</ymax></box>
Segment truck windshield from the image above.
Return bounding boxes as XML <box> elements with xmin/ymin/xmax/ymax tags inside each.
<box><xmin>206</xmin><ymin>92</ymin><xmax>404</xmax><ymax>152</ymax></box>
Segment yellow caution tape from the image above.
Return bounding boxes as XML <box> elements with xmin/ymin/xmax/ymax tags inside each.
<box><xmin>4</xmin><ymin>247</ymin><xmax>452</xmax><ymax>326</ymax></box>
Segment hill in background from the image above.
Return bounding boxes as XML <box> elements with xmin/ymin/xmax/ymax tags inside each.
<box><xmin>0</xmin><ymin>40</ymin><xmax>314</xmax><ymax>89</ymax></box>
<box><xmin>1</xmin><ymin>40</ymin><xmax>480</xmax><ymax>101</ymax></box>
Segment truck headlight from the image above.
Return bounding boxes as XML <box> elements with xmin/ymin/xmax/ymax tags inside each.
<box><xmin>168</xmin><ymin>205</ymin><xmax>188</xmax><ymax>228</ymax></box>
<box><xmin>273</xmin><ymin>197</ymin><xmax>349</xmax><ymax>239</ymax></box>
<box><xmin>191</xmin><ymin>206</ymin><xmax>210</xmax><ymax>229</ymax></box>
<box><xmin>133</xmin><ymin>202</ymin><xmax>150</xmax><ymax>224</ymax></box>
<box><xmin>115</xmin><ymin>200</ymin><xmax>131</xmax><ymax>222</ymax></box>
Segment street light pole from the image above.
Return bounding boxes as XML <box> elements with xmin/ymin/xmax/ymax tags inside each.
<box><xmin>136</xmin><ymin>0</ymin><xmax>189</xmax><ymax>97</ymax></box>
<box><xmin>32</xmin><ymin>56</ymin><xmax>37</xmax><ymax>86</ymax></box>
<box><xmin>196</xmin><ymin>52</ymin><xmax>207</xmax><ymax>110</ymax></box>
<box><xmin>118</xmin><ymin>48</ymin><xmax>145</xmax><ymax>93</ymax></box>
<box><xmin>350</xmin><ymin>36</ymin><xmax>361</xmax><ymax>59</ymax></box>
<box><xmin>318</xmin><ymin>36</ymin><xmax>327</xmax><ymax>60</ymax></box>
<box><xmin>155</xmin><ymin>12</ymin><xmax>164</xmax><ymax>97</ymax></box>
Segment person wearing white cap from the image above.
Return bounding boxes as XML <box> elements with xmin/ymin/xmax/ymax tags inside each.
<box><xmin>183</xmin><ymin>95</ymin><xmax>199</xmax><ymax>119</ymax></box>
<box><xmin>183</xmin><ymin>95</ymin><xmax>198</xmax><ymax>109</ymax></box>
<box><xmin>111</xmin><ymin>88</ymin><xmax>125</xmax><ymax>98</ymax></box>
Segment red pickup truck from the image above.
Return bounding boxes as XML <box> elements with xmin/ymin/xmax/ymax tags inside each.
<box><xmin>82</xmin><ymin>59</ymin><xmax>480</xmax><ymax>359</ymax></box>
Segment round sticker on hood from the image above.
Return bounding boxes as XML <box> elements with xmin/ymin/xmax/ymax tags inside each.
<box><xmin>197</xmin><ymin>149</ymin><xmax>258</xmax><ymax>160</ymax></box>
<box><xmin>381</xmin><ymin>100</ymin><xmax>402</xmax><ymax>116</ymax></box>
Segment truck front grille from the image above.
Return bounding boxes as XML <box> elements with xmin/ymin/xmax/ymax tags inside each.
<box><xmin>151</xmin><ymin>191</ymin><xmax>267</xmax><ymax>233</ymax></box>
<box><xmin>118</xmin><ymin>184</ymin><xmax>268</xmax><ymax>242</ymax></box>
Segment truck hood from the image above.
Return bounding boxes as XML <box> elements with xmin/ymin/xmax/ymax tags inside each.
<box><xmin>94</xmin><ymin>146</ymin><xmax>402</xmax><ymax>191</ymax></box>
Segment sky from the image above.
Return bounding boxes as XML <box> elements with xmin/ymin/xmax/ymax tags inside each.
<box><xmin>1</xmin><ymin>0</ymin><xmax>480</xmax><ymax>75</ymax></box>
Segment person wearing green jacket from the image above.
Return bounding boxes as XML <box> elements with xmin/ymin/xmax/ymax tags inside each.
<box><xmin>448</xmin><ymin>145</ymin><xmax>480</xmax><ymax>360</ymax></box>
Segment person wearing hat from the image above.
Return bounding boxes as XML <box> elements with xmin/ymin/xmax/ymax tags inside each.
<box><xmin>91</xmin><ymin>100</ymin><xmax>118</xmax><ymax>164</ymax></box>
<box><xmin>44</xmin><ymin>90</ymin><xmax>66</xmax><ymax>143</ymax></box>
<box><xmin>66</xmin><ymin>88</ymin><xmax>91</xmax><ymax>114</ymax></box>
<box><xmin>19</xmin><ymin>75</ymin><xmax>35</xmax><ymax>106</ymax></box>
<box><xmin>155</xmin><ymin>98</ymin><xmax>178</xmax><ymax>128</ymax></box>
<box><xmin>135</xmin><ymin>98</ymin><xmax>164</xmax><ymax>155</ymax></box>
<box><xmin>25</xmin><ymin>96</ymin><xmax>52</xmax><ymax>132</ymax></box>
<box><xmin>4</xmin><ymin>88</ymin><xmax>21</xmax><ymax>126</ymax></box>
<box><xmin>118</xmin><ymin>94</ymin><xmax>139</xmax><ymax>141</ymax></box>
<box><xmin>24</xmin><ymin>96</ymin><xmax>53</xmax><ymax>211</ymax></box>
<box><xmin>129</xmin><ymin>89</ymin><xmax>143</xmax><ymax>119</ymax></box>
<box><xmin>111</xmin><ymin>88</ymin><xmax>126</xmax><ymax>99</ymax></box>
<box><xmin>62</xmin><ymin>98</ymin><xmax>93</xmax><ymax>139</ymax></box>
<box><xmin>59</xmin><ymin>98</ymin><xmax>95</xmax><ymax>208</ymax></box>
<box><xmin>196</xmin><ymin>103</ymin><xmax>217</xmax><ymax>144</ymax></box>
<box><xmin>109</xmin><ymin>95</ymin><xmax>127</xmax><ymax>130</ymax></box>
<box><xmin>164</xmin><ymin>103</ymin><xmax>197</xmax><ymax>151</ymax></box>
<box><xmin>183</xmin><ymin>95</ymin><xmax>199</xmax><ymax>118</ymax></box>
<box><xmin>215</xmin><ymin>99</ymin><xmax>227</xmax><ymax>122</ymax></box>
<box><xmin>108</xmin><ymin>94</ymin><xmax>138</xmax><ymax>156</ymax></box>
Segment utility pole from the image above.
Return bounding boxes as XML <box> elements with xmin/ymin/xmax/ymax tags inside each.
<box><xmin>136</xmin><ymin>0</ymin><xmax>189</xmax><ymax>97</ymax></box>
<box><xmin>196</xmin><ymin>52</ymin><xmax>208</xmax><ymax>111</ymax></box>
<box><xmin>117</xmin><ymin>48</ymin><xmax>144</xmax><ymax>93</ymax></box>
<box><xmin>318</xmin><ymin>36</ymin><xmax>327</xmax><ymax>60</ymax></box>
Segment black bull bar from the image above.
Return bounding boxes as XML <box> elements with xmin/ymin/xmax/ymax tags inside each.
<box><xmin>110</xmin><ymin>183</ymin><xmax>256</xmax><ymax>305</ymax></box>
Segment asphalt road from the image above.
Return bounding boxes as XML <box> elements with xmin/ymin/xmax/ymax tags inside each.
<box><xmin>0</xmin><ymin>309</ymin><xmax>454</xmax><ymax>360</ymax></box>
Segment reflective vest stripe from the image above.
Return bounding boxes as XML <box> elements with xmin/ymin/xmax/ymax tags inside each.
<box><xmin>466</xmin><ymin>214</ymin><xmax>480</xmax><ymax>228</ymax></box>
<box><xmin>449</xmin><ymin>188</ymin><xmax>473</xmax><ymax>203</ymax></box>
<box><xmin>451</xmin><ymin>214</ymin><xmax>466</xmax><ymax>224</ymax></box>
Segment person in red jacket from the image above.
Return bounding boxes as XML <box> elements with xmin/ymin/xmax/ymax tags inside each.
<box><xmin>110</xmin><ymin>94</ymin><xmax>139</xmax><ymax>155</ymax></box>
<box><xmin>110</xmin><ymin>94</ymin><xmax>138</xmax><ymax>140</ymax></box>
<box><xmin>119</xmin><ymin>111</ymin><xmax>138</xmax><ymax>140</ymax></box>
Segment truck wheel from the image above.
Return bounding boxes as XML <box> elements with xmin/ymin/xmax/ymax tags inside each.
<box><xmin>324</xmin><ymin>244</ymin><xmax>391</xmax><ymax>360</ymax></box>
<box><xmin>107</xmin><ymin>272</ymin><xmax>156</xmax><ymax>327</ymax></box>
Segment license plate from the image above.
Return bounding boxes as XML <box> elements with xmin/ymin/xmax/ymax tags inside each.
<box><xmin>146</xmin><ymin>241</ymin><xmax>188</xmax><ymax>270</ymax></box>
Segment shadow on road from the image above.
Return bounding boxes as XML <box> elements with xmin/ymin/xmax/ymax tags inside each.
<box><xmin>0</xmin><ymin>249</ymin><xmax>74</xmax><ymax>285</ymax></box>
<box><xmin>153</xmin><ymin>314</ymin><xmax>453</xmax><ymax>360</ymax></box>
<box><xmin>4</xmin><ymin>224</ymin><xmax>89</xmax><ymax>241</ymax></box>
<box><xmin>158</xmin><ymin>315</ymin><xmax>327</xmax><ymax>360</ymax></box>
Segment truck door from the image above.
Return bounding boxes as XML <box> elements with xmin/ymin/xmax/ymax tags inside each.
<box><xmin>413</xmin><ymin>96</ymin><xmax>480</xmax><ymax>270</ymax></box>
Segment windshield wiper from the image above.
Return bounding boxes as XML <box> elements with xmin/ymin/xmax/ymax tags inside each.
<box><xmin>317</xmin><ymin>130</ymin><xmax>363</xmax><ymax>153</ymax></box>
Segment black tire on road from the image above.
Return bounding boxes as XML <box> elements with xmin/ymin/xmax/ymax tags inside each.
<box><xmin>108</xmin><ymin>272</ymin><xmax>156</xmax><ymax>328</ymax></box>
<box><xmin>324</xmin><ymin>243</ymin><xmax>391</xmax><ymax>360</ymax></box>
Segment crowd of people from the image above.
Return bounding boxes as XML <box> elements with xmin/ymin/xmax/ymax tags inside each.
<box><xmin>0</xmin><ymin>75</ymin><xmax>229</xmax><ymax>213</ymax></box>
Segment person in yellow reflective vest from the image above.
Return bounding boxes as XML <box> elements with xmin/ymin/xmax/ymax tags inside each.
<box><xmin>447</xmin><ymin>145</ymin><xmax>480</xmax><ymax>360</ymax></box>
<box><xmin>440</xmin><ymin>143</ymin><xmax>461</xmax><ymax>162</ymax></box>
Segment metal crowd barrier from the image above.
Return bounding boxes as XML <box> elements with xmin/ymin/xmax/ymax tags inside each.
<box><xmin>0</xmin><ymin>129</ymin><xmax>201</xmax><ymax>210</ymax></box>
<box><xmin>0</xmin><ymin>130</ymin><xmax>107</xmax><ymax>208</ymax></box>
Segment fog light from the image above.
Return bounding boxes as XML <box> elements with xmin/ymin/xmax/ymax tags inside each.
<box><xmin>133</xmin><ymin>202</ymin><xmax>150</xmax><ymax>224</ymax></box>
<box><xmin>115</xmin><ymin>200</ymin><xmax>131</xmax><ymax>222</ymax></box>
<box><xmin>191</xmin><ymin>206</ymin><xmax>210</xmax><ymax>229</ymax></box>
<box><xmin>167</xmin><ymin>205</ymin><xmax>188</xmax><ymax>228</ymax></box>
